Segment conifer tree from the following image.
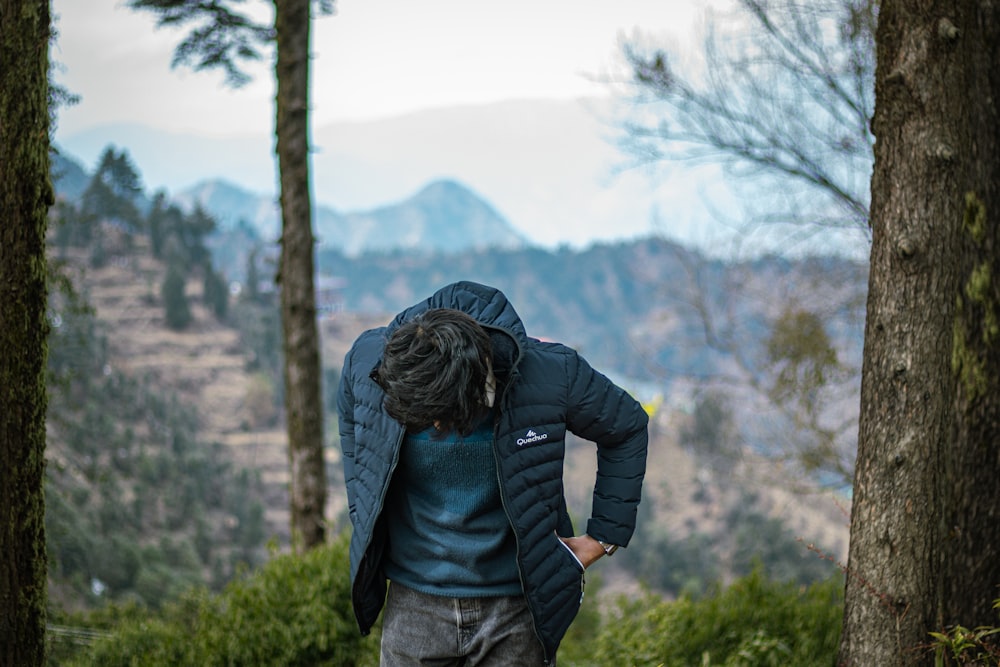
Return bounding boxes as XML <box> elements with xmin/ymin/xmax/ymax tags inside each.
<box><xmin>203</xmin><ymin>266</ymin><xmax>229</xmax><ymax>320</ymax></box>
<box><xmin>163</xmin><ymin>263</ymin><xmax>192</xmax><ymax>330</ymax></box>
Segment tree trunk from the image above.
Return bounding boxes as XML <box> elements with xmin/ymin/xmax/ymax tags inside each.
<box><xmin>273</xmin><ymin>0</ymin><xmax>327</xmax><ymax>551</ymax></box>
<box><xmin>839</xmin><ymin>1</ymin><xmax>1000</xmax><ymax>665</ymax></box>
<box><xmin>0</xmin><ymin>0</ymin><xmax>53</xmax><ymax>663</ymax></box>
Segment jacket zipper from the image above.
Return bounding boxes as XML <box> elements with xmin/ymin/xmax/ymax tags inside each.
<box><xmin>491</xmin><ymin>375</ymin><xmax>554</xmax><ymax>665</ymax></box>
<box><xmin>482</xmin><ymin>330</ymin><xmax>555</xmax><ymax>663</ymax></box>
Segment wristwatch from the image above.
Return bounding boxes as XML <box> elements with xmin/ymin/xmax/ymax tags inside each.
<box><xmin>597</xmin><ymin>540</ymin><xmax>619</xmax><ymax>556</ymax></box>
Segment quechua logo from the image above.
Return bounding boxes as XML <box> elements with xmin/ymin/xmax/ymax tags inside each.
<box><xmin>516</xmin><ymin>429</ymin><xmax>549</xmax><ymax>446</ymax></box>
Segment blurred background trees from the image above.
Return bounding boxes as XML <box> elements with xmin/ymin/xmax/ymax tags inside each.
<box><xmin>618</xmin><ymin>0</ymin><xmax>876</xmax><ymax>489</ymax></box>
<box><xmin>127</xmin><ymin>0</ymin><xmax>335</xmax><ymax>550</ymax></box>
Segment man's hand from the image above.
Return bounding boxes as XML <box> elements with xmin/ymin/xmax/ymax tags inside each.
<box><xmin>559</xmin><ymin>534</ymin><xmax>607</xmax><ymax>569</ymax></box>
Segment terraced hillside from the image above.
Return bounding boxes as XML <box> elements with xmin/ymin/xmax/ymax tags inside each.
<box><xmin>55</xmin><ymin>238</ymin><xmax>382</xmax><ymax>546</ymax></box>
<box><xmin>54</xmin><ymin>233</ymin><xmax>850</xmax><ymax>603</ymax></box>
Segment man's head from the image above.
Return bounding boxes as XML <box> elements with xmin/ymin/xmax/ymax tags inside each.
<box><xmin>378</xmin><ymin>308</ymin><xmax>493</xmax><ymax>435</ymax></box>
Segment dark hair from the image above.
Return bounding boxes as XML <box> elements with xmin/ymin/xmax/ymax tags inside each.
<box><xmin>378</xmin><ymin>308</ymin><xmax>493</xmax><ymax>435</ymax></box>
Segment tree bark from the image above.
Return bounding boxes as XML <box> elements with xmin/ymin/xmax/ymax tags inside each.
<box><xmin>839</xmin><ymin>1</ymin><xmax>1000</xmax><ymax>665</ymax></box>
<box><xmin>0</xmin><ymin>0</ymin><xmax>53</xmax><ymax>663</ymax></box>
<box><xmin>273</xmin><ymin>0</ymin><xmax>327</xmax><ymax>551</ymax></box>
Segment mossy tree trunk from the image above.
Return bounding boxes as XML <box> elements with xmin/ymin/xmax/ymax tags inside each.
<box><xmin>0</xmin><ymin>0</ymin><xmax>53</xmax><ymax>664</ymax></box>
<box><xmin>839</xmin><ymin>1</ymin><xmax>1000</xmax><ymax>665</ymax></box>
<box><xmin>274</xmin><ymin>0</ymin><xmax>327</xmax><ymax>551</ymax></box>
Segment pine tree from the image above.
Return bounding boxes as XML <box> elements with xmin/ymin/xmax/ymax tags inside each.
<box><xmin>162</xmin><ymin>264</ymin><xmax>192</xmax><ymax>330</ymax></box>
<box><xmin>203</xmin><ymin>267</ymin><xmax>229</xmax><ymax>320</ymax></box>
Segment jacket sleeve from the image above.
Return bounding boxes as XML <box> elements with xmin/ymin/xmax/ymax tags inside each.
<box><xmin>336</xmin><ymin>342</ymin><xmax>358</xmax><ymax>505</ymax></box>
<box><xmin>565</xmin><ymin>350</ymin><xmax>649</xmax><ymax>548</ymax></box>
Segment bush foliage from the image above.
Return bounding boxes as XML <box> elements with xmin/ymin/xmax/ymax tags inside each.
<box><xmin>59</xmin><ymin>554</ymin><xmax>842</xmax><ymax>667</ymax></box>
<box><xmin>65</xmin><ymin>535</ymin><xmax>381</xmax><ymax>667</ymax></box>
<box><xmin>588</xmin><ymin>569</ymin><xmax>843</xmax><ymax>667</ymax></box>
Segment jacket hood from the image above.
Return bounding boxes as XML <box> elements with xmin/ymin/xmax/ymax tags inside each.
<box><xmin>387</xmin><ymin>281</ymin><xmax>526</xmax><ymax>340</ymax></box>
<box><xmin>385</xmin><ymin>281</ymin><xmax>528</xmax><ymax>384</ymax></box>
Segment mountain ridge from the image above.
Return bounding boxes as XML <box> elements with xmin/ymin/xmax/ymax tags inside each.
<box><xmin>52</xmin><ymin>98</ymin><xmax>730</xmax><ymax>253</ymax></box>
<box><xmin>174</xmin><ymin>176</ymin><xmax>530</xmax><ymax>257</ymax></box>
<box><xmin>51</xmin><ymin>147</ymin><xmax>532</xmax><ymax>258</ymax></box>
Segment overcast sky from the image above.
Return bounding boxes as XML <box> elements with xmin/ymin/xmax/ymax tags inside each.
<box><xmin>50</xmin><ymin>0</ymin><xmax>774</xmax><ymax>253</ymax></box>
<box><xmin>52</xmin><ymin>0</ymin><xmax>706</xmax><ymax>138</ymax></box>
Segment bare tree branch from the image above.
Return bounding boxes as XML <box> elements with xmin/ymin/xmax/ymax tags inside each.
<box><xmin>620</xmin><ymin>0</ymin><xmax>877</xmax><ymax>237</ymax></box>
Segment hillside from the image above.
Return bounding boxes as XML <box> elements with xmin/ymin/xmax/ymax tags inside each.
<box><xmin>50</xmin><ymin>237</ymin><xmax>383</xmax><ymax>543</ymax></box>
<box><xmin>317</xmin><ymin>240</ymin><xmax>868</xmax><ymax>392</ymax></box>
<box><xmin>49</xmin><ymin>232</ymin><xmax>850</xmax><ymax>609</ymax></box>
<box><xmin>69</xmin><ymin>241</ymin><xmax>291</xmax><ymax>531</ymax></box>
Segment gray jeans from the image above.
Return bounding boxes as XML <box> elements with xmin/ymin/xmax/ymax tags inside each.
<box><xmin>380</xmin><ymin>582</ymin><xmax>550</xmax><ymax>666</ymax></box>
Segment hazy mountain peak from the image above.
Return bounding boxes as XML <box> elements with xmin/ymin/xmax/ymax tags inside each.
<box><xmin>174</xmin><ymin>176</ymin><xmax>528</xmax><ymax>257</ymax></box>
<box><xmin>187</xmin><ymin>178</ymin><xmax>256</xmax><ymax>203</ymax></box>
<box><xmin>413</xmin><ymin>178</ymin><xmax>479</xmax><ymax>200</ymax></box>
<box><xmin>173</xmin><ymin>179</ymin><xmax>281</xmax><ymax>236</ymax></box>
<box><xmin>332</xmin><ymin>178</ymin><xmax>527</xmax><ymax>257</ymax></box>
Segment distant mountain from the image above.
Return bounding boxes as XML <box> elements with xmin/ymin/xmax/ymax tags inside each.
<box><xmin>174</xmin><ymin>177</ymin><xmax>529</xmax><ymax>257</ymax></box>
<box><xmin>51</xmin><ymin>147</ymin><xmax>90</xmax><ymax>201</ymax></box>
<box><xmin>49</xmin><ymin>144</ymin><xmax>530</xmax><ymax>259</ymax></box>
<box><xmin>172</xmin><ymin>180</ymin><xmax>281</xmax><ymax>236</ymax></box>
<box><xmin>53</xmin><ymin>99</ymin><xmax>724</xmax><ymax>254</ymax></box>
<box><xmin>55</xmin><ymin>101</ymin><xmax>871</xmax><ymax>259</ymax></box>
<box><xmin>332</xmin><ymin>179</ymin><xmax>527</xmax><ymax>255</ymax></box>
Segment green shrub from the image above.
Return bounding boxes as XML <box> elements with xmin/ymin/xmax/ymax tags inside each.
<box><xmin>930</xmin><ymin>597</ymin><xmax>1000</xmax><ymax>666</ymax></box>
<box><xmin>558</xmin><ymin>572</ymin><xmax>606</xmax><ymax>666</ymax></box>
<box><xmin>69</xmin><ymin>535</ymin><xmax>380</xmax><ymax>666</ymax></box>
<box><xmin>727</xmin><ymin>504</ymin><xmax>839</xmax><ymax>586</ymax></box>
<box><xmin>592</xmin><ymin>568</ymin><xmax>843</xmax><ymax>667</ymax></box>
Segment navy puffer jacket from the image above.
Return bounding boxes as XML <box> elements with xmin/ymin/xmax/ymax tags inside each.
<box><xmin>336</xmin><ymin>281</ymin><xmax>648</xmax><ymax>662</ymax></box>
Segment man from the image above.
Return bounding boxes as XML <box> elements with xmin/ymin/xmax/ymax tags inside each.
<box><xmin>337</xmin><ymin>281</ymin><xmax>648</xmax><ymax>665</ymax></box>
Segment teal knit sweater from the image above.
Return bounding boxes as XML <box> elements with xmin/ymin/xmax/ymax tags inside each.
<box><xmin>383</xmin><ymin>416</ymin><xmax>521</xmax><ymax>597</ymax></box>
